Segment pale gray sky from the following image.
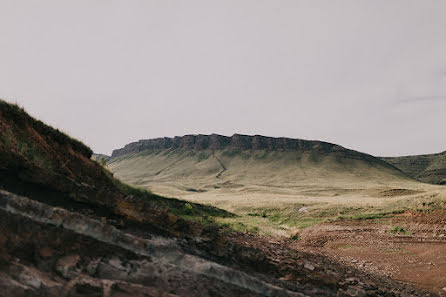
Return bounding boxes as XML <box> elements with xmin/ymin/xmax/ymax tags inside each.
<box><xmin>1</xmin><ymin>0</ymin><xmax>445</xmax><ymax>156</ymax></box>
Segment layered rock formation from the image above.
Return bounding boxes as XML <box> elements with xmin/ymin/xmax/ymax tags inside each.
<box><xmin>111</xmin><ymin>134</ymin><xmax>392</xmax><ymax>166</ymax></box>
<box><xmin>0</xmin><ymin>190</ymin><xmax>309</xmax><ymax>297</ymax></box>
<box><xmin>111</xmin><ymin>134</ymin><xmax>343</xmax><ymax>157</ymax></box>
<box><xmin>0</xmin><ymin>190</ymin><xmax>434</xmax><ymax>297</ymax></box>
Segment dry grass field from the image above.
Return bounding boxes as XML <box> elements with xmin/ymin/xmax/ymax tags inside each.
<box><xmin>108</xmin><ymin>147</ymin><xmax>446</xmax><ymax>294</ymax></box>
<box><xmin>108</xmin><ymin>148</ymin><xmax>446</xmax><ymax>236</ymax></box>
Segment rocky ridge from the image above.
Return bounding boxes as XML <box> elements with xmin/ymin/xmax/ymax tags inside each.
<box><xmin>0</xmin><ymin>190</ymin><xmax>435</xmax><ymax>297</ymax></box>
<box><xmin>111</xmin><ymin>134</ymin><xmax>396</xmax><ymax>168</ymax></box>
<box><xmin>112</xmin><ymin>134</ymin><xmax>353</xmax><ymax>157</ymax></box>
<box><xmin>0</xmin><ymin>100</ymin><xmax>438</xmax><ymax>296</ymax></box>
<box><xmin>0</xmin><ymin>190</ymin><xmax>308</xmax><ymax>297</ymax></box>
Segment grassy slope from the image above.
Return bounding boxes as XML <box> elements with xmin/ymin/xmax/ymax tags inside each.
<box><xmin>109</xmin><ymin>148</ymin><xmax>412</xmax><ymax>189</ymax></box>
<box><xmin>108</xmin><ymin>148</ymin><xmax>446</xmax><ymax>235</ymax></box>
<box><xmin>0</xmin><ymin>99</ymin><xmax>232</xmax><ymax>228</ymax></box>
<box><xmin>381</xmin><ymin>152</ymin><xmax>446</xmax><ymax>184</ymax></box>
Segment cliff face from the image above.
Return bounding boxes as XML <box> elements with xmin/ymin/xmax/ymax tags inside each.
<box><xmin>110</xmin><ymin>134</ymin><xmax>402</xmax><ymax>175</ymax></box>
<box><xmin>113</xmin><ymin>134</ymin><xmax>359</xmax><ymax>158</ymax></box>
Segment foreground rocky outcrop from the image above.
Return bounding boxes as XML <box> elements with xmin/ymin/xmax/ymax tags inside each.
<box><xmin>0</xmin><ymin>190</ymin><xmax>436</xmax><ymax>297</ymax></box>
<box><xmin>0</xmin><ymin>190</ymin><xmax>310</xmax><ymax>297</ymax></box>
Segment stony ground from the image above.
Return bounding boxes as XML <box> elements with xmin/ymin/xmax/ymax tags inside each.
<box><xmin>297</xmin><ymin>210</ymin><xmax>446</xmax><ymax>296</ymax></box>
<box><xmin>1</xmin><ymin>189</ymin><xmax>440</xmax><ymax>297</ymax></box>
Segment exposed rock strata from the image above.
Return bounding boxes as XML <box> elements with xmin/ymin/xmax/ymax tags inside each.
<box><xmin>0</xmin><ymin>190</ymin><xmax>435</xmax><ymax>297</ymax></box>
<box><xmin>111</xmin><ymin>134</ymin><xmax>388</xmax><ymax>165</ymax></box>
<box><xmin>111</xmin><ymin>134</ymin><xmax>346</xmax><ymax>157</ymax></box>
<box><xmin>0</xmin><ymin>190</ymin><xmax>308</xmax><ymax>297</ymax></box>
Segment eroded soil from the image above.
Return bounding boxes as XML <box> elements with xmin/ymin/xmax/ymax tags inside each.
<box><xmin>298</xmin><ymin>210</ymin><xmax>446</xmax><ymax>296</ymax></box>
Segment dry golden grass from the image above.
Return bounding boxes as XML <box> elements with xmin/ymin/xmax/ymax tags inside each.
<box><xmin>108</xmin><ymin>149</ymin><xmax>446</xmax><ymax>235</ymax></box>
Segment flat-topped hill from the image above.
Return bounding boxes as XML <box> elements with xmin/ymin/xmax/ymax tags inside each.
<box><xmin>111</xmin><ymin>133</ymin><xmax>397</xmax><ymax>166</ymax></box>
<box><xmin>108</xmin><ymin>134</ymin><xmax>417</xmax><ymax>199</ymax></box>
<box><xmin>112</xmin><ymin>134</ymin><xmax>346</xmax><ymax>157</ymax></box>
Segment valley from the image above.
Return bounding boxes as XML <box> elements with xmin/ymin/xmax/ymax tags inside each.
<box><xmin>107</xmin><ymin>134</ymin><xmax>446</xmax><ymax>295</ymax></box>
<box><xmin>108</xmin><ymin>135</ymin><xmax>445</xmax><ymax>235</ymax></box>
<box><xmin>1</xmin><ymin>101</ymin><xmax>445</xmax><ymax>296</ymax></box>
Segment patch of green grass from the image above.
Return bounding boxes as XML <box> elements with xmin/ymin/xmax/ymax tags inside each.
<box><xmin>220</xmin><ymin>221</ymin><xmax>260</xmax><ymax>233</ymax></box>
<box><xmin>197</xmin><ymin>152</ymin><xmax>210</xmax><ymax>162</ymax></box>
<box><xmin>253</xmin><ymin>151</ymin><xmax>269</xmax><ymax>160</ymax></box>
<box><xmin>221</xmin><ymin>149</ymin><xmax>241</xmax><ymax>158</ymax></box>
<box><xmin>246</xmin><ymin>205</ymin><xmax>328</xmax><ymax>230</ymax></box>
<box><xmin>291</xmin><ymin>217</ymin><xmax>327</xmax><ymax>229</ymax></box>
<box><xmin>337</xmin><ymin>212</ymin><xmax>393</xmax><ymax>221</ymax></box>
<box><xmin>218</xmin><ymin>194</ymin><xmax>446</xmax><ymax>235</ymax></box>
<box><xmin>114</xmin><ymin>179</ymin><xmax>235</xmax><ymax>220</ymax></box>
<box><xmin>339</xmin><ymin>244</ymin><xmax>352</xmax><ymax>250</ymax></box>
<box><xmin>248</xmin><ymin>211</ymin><xmax>268</xmax><ymax>218</ymax></box>
<box><xmin>388</xmin><ymin>226</ymin><xmax>411</xmax><ymax>235</ymax></box>
<box><xmin>1</xmin><ymin>127</ymin><xmax>54</xmax><ymax>171</ymax></box>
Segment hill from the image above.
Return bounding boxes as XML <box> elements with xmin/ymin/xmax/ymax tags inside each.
<box><xmin>109</xmin><ymin>134</ymin><xmax>413</xmax><ymax>193</ymax></box>
<box><xmin>108</xmin><ymin>134</ymin><xmax>422</xmax><ymax>212</ymax></box>
<box><xmin>381</xmin><ymin>151</ymin><xmax>446</xmax><ymax>185</ymax></box>
<box><xmin>0</xmin><ymin>100</ymin><xmax>228</xmax><ymax>232</ymax></box>
<box><xmin>0</xmin><ymin>100</ymin><xmax>308</xmax><ymax>296</ymax></box>
<box><xmin>1</xmin><ymin>100</ymin><xmax>443</xmax><ymax>296</ymax></box>
<box><xmin>107</xmin><ymin>134</ymin><xmax>444</xmax><ymax>232</ymax></box>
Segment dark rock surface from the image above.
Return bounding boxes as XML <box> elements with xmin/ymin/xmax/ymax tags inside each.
<box><xmin>0</xmin><ymin>190</ymin><xmax>435</xmax><ymax>297</ymax></box>
<box><xmin>0</xmin><ymin>190</ymin><xmax>307</xmax><ymax>297</ymax></box>
<box><xmin>111</xmin><ymin>134</ymin><xmax>396</xmax><ymax>167</ymax></box>
<box><xmin>111</xmin><ymin>134</ymin><xmax>347</xmax><ymax>157</ymax></box>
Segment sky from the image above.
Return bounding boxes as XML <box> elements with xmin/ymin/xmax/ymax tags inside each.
<box><xmin>1</xmin><ymin>1</ymin><xmax>445</xmax><ymax>157</ymax></box>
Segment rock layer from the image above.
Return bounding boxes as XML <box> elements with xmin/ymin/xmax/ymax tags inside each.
<box><xmin>0</xmin><ymin>190</ymin><xmax>308</xmax><ymax>297</ymax></box>
<box><xmin>0</xmin><ymin>190</ymin><xmax>434</xmax><ymax>297</ymax></box>
<box><xmin>111</xmin><ymin>134</ymin><xmax>346</xmax><ymax>157</ymax></box>
<box><xmin>111</xmin><ymin>134</ymin><xmax>384</xmax><ymax>164</ymax></box>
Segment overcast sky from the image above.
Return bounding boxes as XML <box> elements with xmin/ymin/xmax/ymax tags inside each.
<box><xmin>1</xmin><ymin>1</ymin><xmax>445</xmax><ymax>156</ymax></box>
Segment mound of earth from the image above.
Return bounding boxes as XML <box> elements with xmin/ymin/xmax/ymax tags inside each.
<box><xmin>381</xmin><ymin>152</ymin><xmax>446</xmax><ymax>185</ymax></box>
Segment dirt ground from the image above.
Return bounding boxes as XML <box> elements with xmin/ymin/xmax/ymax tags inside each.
<box><xmin>220</xmin><ymin>210</ymin><xmax>446</xmax><ymax>296</ymax></box>
<box><xmin>296</xmin><ymin>210</ymin><xmax>446</xmax><ymax>296</ymax></box>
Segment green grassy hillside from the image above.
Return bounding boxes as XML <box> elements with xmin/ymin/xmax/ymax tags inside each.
<box><xmin>109</xmin><ymin>147</ymin><xmax>412</xmax><ymax>193</ymax></box>
<box><xmin>381</xmin><ymin>152</ymin><xmax>446</xmax><ymax>185</ymax></box>
<box><xmin>0</xmin><ymin>99</ymin><xmax>231</xmax><ymax>235</ymax></box>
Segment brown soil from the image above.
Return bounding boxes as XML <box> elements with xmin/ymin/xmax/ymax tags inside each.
<box><xmin>298</xmin><ymin>210</ymin><xmax>446</xmax><ymax>296</ymax></box>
